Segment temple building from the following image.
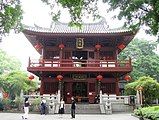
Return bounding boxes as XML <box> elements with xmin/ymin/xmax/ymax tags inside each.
<box><xmin>23</xmin><ymin>18</ymin><xmax>137</xmax><ymax>103</ymax></box>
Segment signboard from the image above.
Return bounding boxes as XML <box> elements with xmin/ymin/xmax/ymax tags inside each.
<box><xmin>72</xmin><ymin>74</ymin><xmax>87</xmax><ymax>80</ymax></box>
<box><xmin>76</xmin><ymin>38</ymin><xmax>84</xmax><ymax>49</ymax></box>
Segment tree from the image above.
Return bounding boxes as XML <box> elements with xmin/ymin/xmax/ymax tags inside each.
<box><xmin>41</xmin><ymin>0</ymin><xmax>100</xmax><ymax>27</ymax></box>
<box><xmin>0</xmin><ymin>0</ymin><xmax>23</xmax><ymax>38</ymax></box>
<box><xmin>42</xmin><ymin>0</ymin><xmax>159</xmax><ymax>36</ymax></box>
<box><xmin>104</xmin><ymin>0</ymin><xmax>159</xmax><ymax>35</ymax></box>
<box><xmin>0</xmin><ymin>49</ymin><xmax>21</xmax><ymax>74</ymax></box>
<box><xmin>118</xmin><ymin>39</ymin><xmax>159</xmax><ymax>80</ymax></box>
<box><xmin>0</xmin><ymin>71</ymin><xmax>38</xmax><ymax>99</ymax></box>
<box><xmin>125</xmin><ymin>76</ymin><xmax>159</xmax><ymax>105</ymax></box>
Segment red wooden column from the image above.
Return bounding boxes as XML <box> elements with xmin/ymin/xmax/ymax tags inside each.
<box><xmin>115</xmin><ymin>77</ymin><xmax>119</xmax><ymax>95</ymax></box>
<box><xmin>59</xmin><ymin>43</ymin><xmax>65</xmax><ymax>60</ymax></box>
<box><xmin>95</xmin><ymin>44</ymin><xmax>101</xmax><ymax>59</ymax></box>
<box><xmin>40</xmin><ymin>80</ymin><xmax>44</xmax><ymax>95</ymax></box>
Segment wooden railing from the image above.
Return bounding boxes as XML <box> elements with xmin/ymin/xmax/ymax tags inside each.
<box><xmin>28</xmin><ymin>58</ymin><xmax>132</xmax><ymax>68</ymax></box>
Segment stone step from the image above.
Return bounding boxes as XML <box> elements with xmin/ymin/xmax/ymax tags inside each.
<box><xmin>64</xmin><ymin>104</ymin><xmax>101</xmax><ymax>114</ymax></box>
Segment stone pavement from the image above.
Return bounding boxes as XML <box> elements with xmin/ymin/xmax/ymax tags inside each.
<box><xmin>0</xmin><ymin>113</ymin><xmax>139</xmax><ymax>120</ymax></box>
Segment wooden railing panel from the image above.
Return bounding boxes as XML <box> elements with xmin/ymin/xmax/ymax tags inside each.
<box><xmin>28</xmin><ymin>58</ymin><xmax>132</xmax><ymax>69</ymax></box>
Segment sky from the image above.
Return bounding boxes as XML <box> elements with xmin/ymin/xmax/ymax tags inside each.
<box><xmin>0</xmin><ymin>0</ymin><xmax>158</xmax><ymax>71</ymax></box>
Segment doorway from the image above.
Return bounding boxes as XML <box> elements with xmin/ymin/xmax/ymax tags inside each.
<box><xmin>72</xmin><ymin>51</ymin><xmax>88</xmax><ymax>60</ymax></box>
<box><xmin>72</xmin><ymin>82</ymin><xmax>88</xmax><ymax>102</ymax></box>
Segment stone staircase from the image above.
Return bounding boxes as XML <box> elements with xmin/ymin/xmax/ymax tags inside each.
<box><xmin>64</xmin><ymin>104</ymin><xmax>101</xmax><ymax>114</ymax></box>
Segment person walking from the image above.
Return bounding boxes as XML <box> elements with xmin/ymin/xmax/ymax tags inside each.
<box><xmin>71</xmin><ymin>97</ymin><xmax>76</xmax><ymax>119</ymax></box>
<box><xmin>59</xmin><ymin>98</ymin><xmax>65</xmax><ymax>117</ymax></box>
<box><xmin>22</xmin><ymin>97</ymin><xmax>30</xmax><ymax>119</ymax></box>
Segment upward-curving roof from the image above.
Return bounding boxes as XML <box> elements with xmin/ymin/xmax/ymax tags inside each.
<box><xmin>23</xmin><ymin>18</ymin><xmax>136</xmax><ymax>35</ymax></box>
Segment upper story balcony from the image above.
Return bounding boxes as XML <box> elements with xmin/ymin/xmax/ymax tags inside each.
<box><xmin>27</xmin><ymin>58</ymin><xmax>132</xmax><ymax>74</ymax></box>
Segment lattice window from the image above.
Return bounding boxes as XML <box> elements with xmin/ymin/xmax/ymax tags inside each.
<box><xmin>64</xmin><ymin>51</ymin><xmax>72</xmax><ymax>59</ymax></box>
<box><xmin>44</xmin><ymin>82</ymin><xmax>58</xmax><ymax>94</ymax></box>
<box><xmin>101</xmin><ymin>83</ymin><xmax>116</xmax><ymax>94</ymax></box>
<box><xmin>89</xmin><ymin>83</ymin><xmax>95</xmax><ymax>92</ymax></box>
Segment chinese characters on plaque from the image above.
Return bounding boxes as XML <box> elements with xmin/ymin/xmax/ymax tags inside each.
<box><xmin>76</xmin><ymin>38</ymin><xmax>84</xmax><ymax>49</ymax></box>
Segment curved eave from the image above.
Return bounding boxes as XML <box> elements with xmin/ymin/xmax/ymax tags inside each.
<box><xmin>22</xmin><ymin>29</ymin><xmax>137</xmax><ymax>37</ymax></box>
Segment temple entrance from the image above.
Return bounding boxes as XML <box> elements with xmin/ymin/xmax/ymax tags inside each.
<box><xmin>72</xmin><ymin>82</ymin><xmax>88</xmax><ymax>103</ymax></box>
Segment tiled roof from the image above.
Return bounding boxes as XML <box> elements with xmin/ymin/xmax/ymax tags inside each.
<box><xmin>24</xmin><ymin>18</ymin><xmax>132</xmax><ymax>34</ymax></box>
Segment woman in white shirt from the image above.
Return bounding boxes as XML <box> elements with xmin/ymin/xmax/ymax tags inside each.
<box><xmin>22</xmin><ymin>97</ymin><xmax>30</xmax><ymax>119</ymax></box>
<box><xmin>59</xmin><ymin>98</ymin><xmax>65</xmax><ymax>116</ymax></box>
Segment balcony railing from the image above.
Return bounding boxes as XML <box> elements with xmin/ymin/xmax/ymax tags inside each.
<box><xmin>28</xmin><ymin>58</ymin><xmax>132</xmax><ymax>69</ymax></box>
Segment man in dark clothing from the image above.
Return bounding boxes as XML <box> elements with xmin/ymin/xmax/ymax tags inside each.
<box><xmin>40</xmin><ymin>99</ymin><xmax>47</xmax><ymax>115</ymax></box>
<box><xmin>71</xmin><ymin>97</ymin><xmax>76</xmax><ymax>118</ymax></box>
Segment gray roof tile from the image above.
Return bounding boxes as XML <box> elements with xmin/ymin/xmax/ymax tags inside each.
<box><xmin>24</xmin><ymin>19</ymin><xmax>132</xmax><ymax>34</ymax></box>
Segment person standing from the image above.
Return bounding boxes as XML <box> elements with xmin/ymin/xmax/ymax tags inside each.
<box><xmin>22</xmin><ymin>97</ymin><xmax>30</xmax><ymax>119</ymax></box>
<box><xmin>40</xmin><ymin>99</ymin><xmax>47</xmax><ymax>115</ymax></box>
<box><xmin>71</xmin><ymin>97</ymin><xmax>76</xmax><ymax>119</ymax></box>
<box><xmin>59</xmin><ymin>98</ymin><xmax>65</xmax><ymax>116</ymax></box>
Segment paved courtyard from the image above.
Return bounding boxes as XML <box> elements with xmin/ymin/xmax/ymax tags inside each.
<box><xmin>0</xmin><ymin>113</ymin><xmax>139</xmax><ymax>120</ymax></box>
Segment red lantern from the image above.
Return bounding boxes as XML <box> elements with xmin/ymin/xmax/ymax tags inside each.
<box><xmin>34</xmin><ymin>43</ymin><xmax>42</xmax><ymax>50</ymax></box>
<box><xmin>124</xmin><ymin>75</ymin><xmax>131</xmax><ymax>81</ymax></box>
<box><xmin>118</xmin><ymin>43</ymin><xmax>125</xmax><ymax>50</ymax></box>
<box><xmin>95</xmin><ymin>44</ymin><xmax>101</xmax><ymax>50</ymax></box>
<box><xmin>59</xmin><ymin>44</ymin><xmax>65</xmax><ymax>49</ymax></box>
<box><xmin>29</xmin><ymin>75</ymin><xmax>34</xmax><ymax>80</ymax></box>
<box><xmin>57</xmin><ymin>75</ymin><xmax>63</xmax><ymax>81</ymax></box>
<box><xmin>3</xmin><ymin>92</ymin><xmax>9</xmax><ymax>99</ymax></box>
<box><xmin>96</xmin><ymin>75</ymin><xmax>103</xmax><ymax>81</ymax></box>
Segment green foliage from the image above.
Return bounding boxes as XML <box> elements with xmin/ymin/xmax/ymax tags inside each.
<box><xmin>0</xmin><ymin>49</ymin><xmax>21</xmax><ymax>74</ymax></box>
<box><xmin>134</xmin><ymin>106</ymin><xmax>159</xmax><ymax>120</ymax></box>
<box><xmin>118</xmin><ymin>39</ymin><xmax>159</xmax><ymax>80</ymax></box>
<box><xmin>105</xmin><ymin>0</ymin><xmax>159</xmax><ymax>35</ymax></box>
<box><xmin>0</xmin><ymin>0</ymin><xmax>23</xmax><ymax>36</ymax></box>
<box><xmin>42</xmin><ymin>0</ymin><xmax>100</xmax><ymax>27</ymax></box>
<box><xmin>41</xmin><ymin>0</ymin><xmax>159</xmax><ymax>35</ymax></box>
<box><xmin>29</xmin><ymin>97</ymin><xmax>41</xmax><ymax>112</ymax></box>
<box><xmin>0</xmin><ymin>71</ymin><xmax>38</xmax><ymax>99</ymax></box>
<box><xmin>0</xmin><ymin>49</ymin><xmax>38</xmax><ymax>99</ymax></box>
<box><xmin>124</xmin><ymin>81</ymin><xmax>138</xmax><ymax>95</ymax></box>
<box><xmin>125</xmin><ymin>76</ymin><xmax>159</xmax><ymax>105</ymax></box>
<box><xmin>14</xmin><ymin>97</ymin><xmax>23</xmax><ymax>110</ymax></box>
<box><xmin>1</xmin><ymin>98</ymin><xmax>12</xmax><ymax>110</ymax></box>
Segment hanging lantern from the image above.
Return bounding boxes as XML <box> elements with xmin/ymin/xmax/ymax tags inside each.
<box><xmin>117</xmin><ymin>43</ymin><xmax>125</xmax><ymax>50</ymax></box>
<box><xmin>95</xmin><ymin>44</ymin><xmax>101</xmax><ymax>50</ymax></box>
<box><xmin>28</xmin><ymin>75</ymin><xmax>34</xmax><ymax>80</ymax></box>
<box><xmin>59</xmin><ymin>44</ymin><xmax>65</xmax><ymax>49</ymax></box>
<box><xmin>96</xmin><ymin>75</ymin><xmax>103</xmax><ymax>81</ymax></box>
<box><xmin>124</xmin><ymin>75</ymin><xmax>131</xmax><ymax>81</ymax></box>
<box><xmin>34</xmin><ymin>43</ymin><xmax>42</xmax><ymax>51</ymax></box>
<box><xmin>57</xmin><ymin>75</ymin><xmax>63</xmax><ymax>81</ymax></box>
<box><xmin>3</xmin><ymin>92</ymin><xmax>9</xmax><ymax>99</ymax></box>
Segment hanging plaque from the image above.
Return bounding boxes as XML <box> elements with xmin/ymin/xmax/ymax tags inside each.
<box><xmin>76</xmin><ymin>38</ymin><xmax>84</xmax><ymax>49</ymax></box>
<box><xmin>72</xmin><ymin>74</ymin><xmax>87</xmax><ymax>80</ymax></box>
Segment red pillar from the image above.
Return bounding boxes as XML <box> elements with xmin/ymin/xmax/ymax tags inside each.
<box><xmin>40</xmin><ymin>80</ymin><xmax>44</xmax><ymax>95</ymax></box>
<box><xmin>115</xmin><ymin>77</ymin><xmax>119</xmax><ymax>95</ymax></box>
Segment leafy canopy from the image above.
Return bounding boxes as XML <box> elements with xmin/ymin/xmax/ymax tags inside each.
<box><xmin>42</xmin><ymin>0</ymin><xmax>159</xmax><ymax>35</ymax></box>
<box><xmin>118</xmin><ymin>39</ymin><xmax>159</xmax><ymax>80</ymax></box>
<box><xmin>0</xmin><ymin>49</ymin><xmax>21</xmax><ymax>74</ymax></box>
<box><xmin>42</xmin><ymin>0</ymin><xmax>100</xmax><ymax>27</ymax></box>
<box><xmin>1</xmin><ymin>0</ymin><xmax>159</xmax><ymax>38</ymax></box>
<box><xmin>125</xmin><ymin>76</ymin><xmax>159</xmax><ymax>105</ymax></box>
<box><xmin>0</xmin><ymin>0</ymin><xmax>23</xmax><ymax>37</ymax></box>
<box><xmin>103</xmin><ymin>0</ymin><xmax>159</xmax><ymax>35</ymax></box>
<box><xmin>0</xmin><ymin>71</ymin><xmax>38</xmax><ymax>99</ymax></box>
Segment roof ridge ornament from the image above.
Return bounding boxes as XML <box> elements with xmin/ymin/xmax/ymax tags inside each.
<box><xmin>99</xmin><ymin>17</ymin><xmax>109</xmax><ymax>30</ymax></box>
